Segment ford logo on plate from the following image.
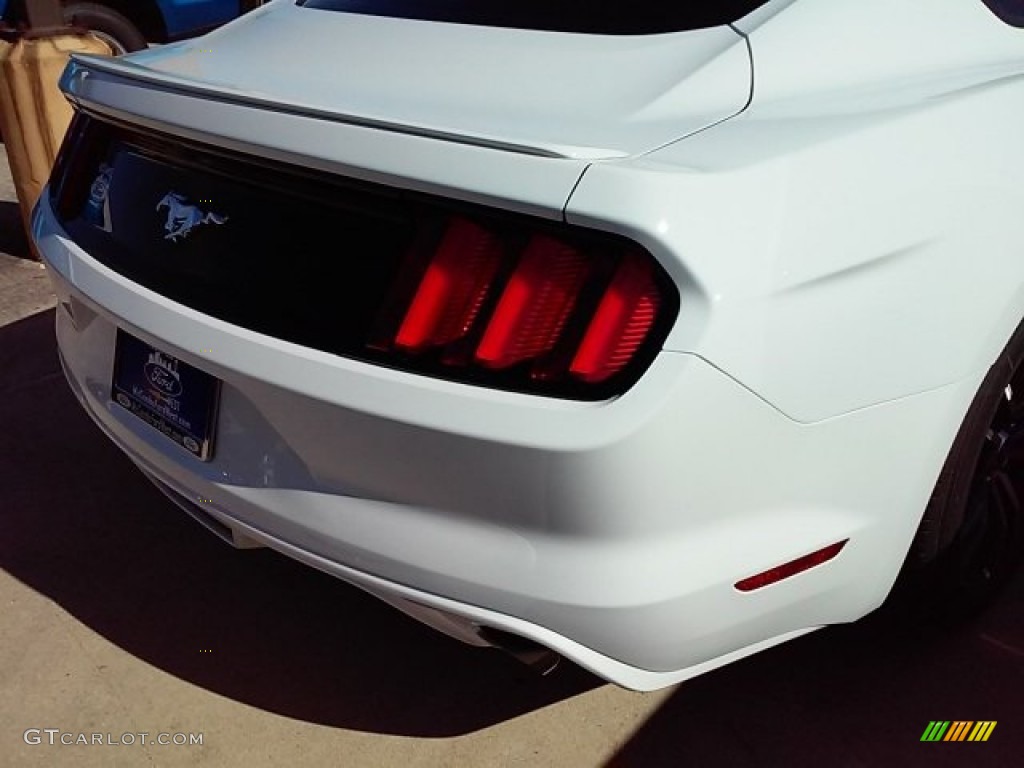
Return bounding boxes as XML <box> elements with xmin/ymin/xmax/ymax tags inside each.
<box><xmin>144</xmin><ymin>350</ymin><xmax>184</xmax><ymax>397</ymax></box>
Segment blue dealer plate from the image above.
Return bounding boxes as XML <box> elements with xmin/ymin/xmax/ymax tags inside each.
<box><xmin>111</xmin><ymin>330</ymin><xmax>220</xmax><ymax>461</ymax></box>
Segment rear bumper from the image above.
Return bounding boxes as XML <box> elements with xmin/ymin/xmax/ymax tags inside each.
<box><xmin>36</xmin><ymin>193</ymin><xmax>978</xmax><ymax>689</ymax></box>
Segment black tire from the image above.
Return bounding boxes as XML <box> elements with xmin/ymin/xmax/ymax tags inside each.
<box><xmin>899</xmin><ymin>317</ymin><xmax>1024</xmax><ymax>620</ymax></box>
<box><xmin>64</xmin><ymin>3</ymin><xmax>147</xmax><ymax>55</ymax></box>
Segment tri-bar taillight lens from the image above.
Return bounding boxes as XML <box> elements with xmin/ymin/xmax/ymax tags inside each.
<box><xmin>371</xmin><ymin>212</ymin><xmax>678</xmax><ymax>399</ymax></box>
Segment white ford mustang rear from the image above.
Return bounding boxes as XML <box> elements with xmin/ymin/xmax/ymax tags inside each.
<box><xmin>33</xmin><ymin>0</ymin><xmax>1024</xmax><ymax>690</ymax></box>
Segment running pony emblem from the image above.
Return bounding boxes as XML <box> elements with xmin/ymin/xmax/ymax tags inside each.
<box><xmin>156</xmin><ymin>193</ymin><xmax>228</xmax><ymax>242</ymax></box>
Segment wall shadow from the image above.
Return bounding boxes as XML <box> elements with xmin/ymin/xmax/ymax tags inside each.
<box><xmin>0</xmin><ymin>200</ymin><xmax>29</xmax><ymax>258</ymax></box>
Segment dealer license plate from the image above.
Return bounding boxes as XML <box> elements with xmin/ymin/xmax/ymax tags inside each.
<box><xmin>111</xmin><ymin>330</ymin><xmax>220</xmax><ymax>461</ymax></box>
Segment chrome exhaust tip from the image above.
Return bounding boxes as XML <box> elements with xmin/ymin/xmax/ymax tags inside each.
<box><xmin>478</xmin><ymin>627</ymin><xmax>561</xmax><ymax>675</ymax></box>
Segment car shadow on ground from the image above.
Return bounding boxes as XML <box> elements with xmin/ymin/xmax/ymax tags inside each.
<box><xmin>606</xmin><ymin>574</ymin><xmax>1023</xmax><ymax>768</ymax></box>
<box><xmin>2</xmin><ymin>310</ymin><xmax>1023</xmax><ymax>755</ymax></box>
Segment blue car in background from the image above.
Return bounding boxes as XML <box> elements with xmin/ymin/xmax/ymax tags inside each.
<box><xmin>0</xmin><ymin>1</ymin><xmax>264</xmax><ymax>54</ymax></box>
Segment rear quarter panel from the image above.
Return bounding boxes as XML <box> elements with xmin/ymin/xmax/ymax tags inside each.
<box><xmin>567</xmin><ymin>0</ymin><xmax>1024</xmax><ymax>423</ymax></box>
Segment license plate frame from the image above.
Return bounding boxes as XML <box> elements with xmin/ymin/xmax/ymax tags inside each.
<box><xmin>111</xmin><ymin>330</ymin><xmax>220</xmax><ymax>461</ymax></box>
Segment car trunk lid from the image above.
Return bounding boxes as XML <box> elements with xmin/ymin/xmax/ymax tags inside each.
<box><xmin>103</xmin><ymin>1</ymin><xmax>753</xmax><ymax>160</ymax></box>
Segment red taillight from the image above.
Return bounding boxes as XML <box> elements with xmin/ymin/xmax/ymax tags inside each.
<box><xmin>570</xmin><ymin>253</ymin><xmax>660</xmax><ymax>383</ymax></box>
<box><xmin>734</xmin><ymin>540</ymin><xmax>848</xmax><ymax>592</ymax></box>
<box><xmin>394</xmin><ymin>217</ymin><xmax>503</xmax><ymax>352</ymax></box>
<box><xmin>476</xmin><ymin>235</ymin><xmax>589</xmax><ymax>369</ymax></box>
<box><xmin>375</xmin><ymin>212</ymin><xmax>676</xmax><ymax>398</ymax></box>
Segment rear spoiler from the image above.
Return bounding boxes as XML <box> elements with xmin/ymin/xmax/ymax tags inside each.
<box><xmin>60</xmin><ymin>54</ymin><xmax>587</xmax><ymax>160</ymax></box>
<box><xmin>54</xmin><ymin>54</ymin><xmax>592</xmax><ymax>222</ymax></box>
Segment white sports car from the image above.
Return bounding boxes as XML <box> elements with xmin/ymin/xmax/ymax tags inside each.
<box><xmin>33</xmin><ymin>0</ymin><xmax>1024</xmax><ymax>690</ymax></box>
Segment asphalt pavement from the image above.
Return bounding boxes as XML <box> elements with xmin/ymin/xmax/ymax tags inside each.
<box><xmin>0</xmin><ymin>151</ymin><xmax>1021</xmax><ymax>768</ymax></box>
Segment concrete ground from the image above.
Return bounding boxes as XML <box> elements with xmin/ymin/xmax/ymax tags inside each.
<box><xmin>0</xmin><ymin>151</ymin><xmax>1021</xmax><ymax>768</ymax></box>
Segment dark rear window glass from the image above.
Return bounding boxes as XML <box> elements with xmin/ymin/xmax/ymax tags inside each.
<box><xmin>297</xmin><ymin>0</ymin><xmax>770</xmax><ymax>34</ymax></box>
<box><xmin>981</xmin><ymin>0</ymin><xmax>1024</xmax><ymax>27</ymax></box>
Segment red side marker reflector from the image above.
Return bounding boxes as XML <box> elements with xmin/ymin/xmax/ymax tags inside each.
<box><xmin>734</xmin><ymin>540</ymin><xmax>848</xmax><ymax>592</ymax></box>
<box><xmin>395</xmin><ymin>217</ymin><xmax>502</xmax><ymax>352</ymax></box>
<box><xmin>475</xmin><ymin>234</ymin><xmax>589</xmax><ymax>369</ymax></box>
<box><xmin>571</xmin><ymin>252</ymin><xmax>661</xmax><ymax>383</ymax></box>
